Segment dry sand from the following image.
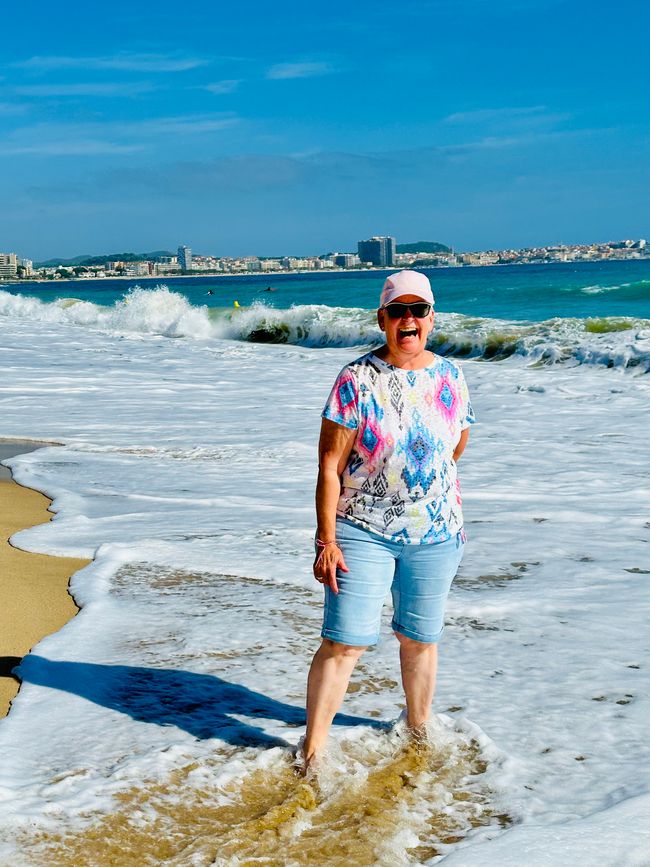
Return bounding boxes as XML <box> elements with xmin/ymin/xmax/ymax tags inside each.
<box><xmin>0</xmin><ymin>442</ymin><xmax>91</xmax><ymax>717</ymax></box>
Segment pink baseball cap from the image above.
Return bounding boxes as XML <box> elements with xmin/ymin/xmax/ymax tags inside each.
<box><xmin>380</xmin><ymin>270</ymin><xmax>434</xmax><ymax>307</ymax></box>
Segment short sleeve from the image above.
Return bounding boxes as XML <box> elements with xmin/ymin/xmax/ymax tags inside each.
<box><xmin>322</xmin><ymin>366</ymin><xmax>359</xmax><ymax>430</ymax></box>
<box><xmin>458</xmin><ymin>367</ymin><xmax>476</xmax><ymax>430</ymax></box>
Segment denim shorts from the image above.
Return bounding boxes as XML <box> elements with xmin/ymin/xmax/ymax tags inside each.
<box><xmin>321</xmin><ymin>518</ymin><xmax>465</xmax><ymax>647</ymax></box>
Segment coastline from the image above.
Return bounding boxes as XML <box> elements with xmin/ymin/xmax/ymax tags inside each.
<box><xmin>0</xmin><ymin>441</ymin><xmax>91</xmax><ymax>717</ymax></box>
<box><xmin>3</xmin><ymin>253</ymin><xmax>650</xmax><ymax>288</ymax></box>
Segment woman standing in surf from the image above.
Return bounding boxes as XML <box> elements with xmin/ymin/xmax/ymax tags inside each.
<box><xmin>302</xmin><ymin>270</ymin><xmax>475</xmax><ymax>771</ymax></box>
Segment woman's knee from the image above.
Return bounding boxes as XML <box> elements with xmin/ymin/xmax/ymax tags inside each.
<box><xmin>394</xmin><ymin>631</ymin><xmax>435</xmax><ymax>650</ymax></box>
<box><xmin>320</xmin><ymin>638</ymin><xmax>366</xmax><ymax>660</ymax></box>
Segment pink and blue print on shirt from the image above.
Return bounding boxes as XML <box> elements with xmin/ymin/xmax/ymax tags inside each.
<box><xmin>329</xmin><ymin>372</ymin><xmax>358</xmax><ymax>427</ymax></box>
<box><xmin>321</xmin><ymin>352</ymin><xmax>475</xmax><ymax>544</ymax></box>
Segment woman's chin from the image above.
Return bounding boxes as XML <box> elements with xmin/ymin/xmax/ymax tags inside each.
<box><xmin>395</xmin><ymin>337</ymin><xmax>424</xmax><ymax>352</ymax></box>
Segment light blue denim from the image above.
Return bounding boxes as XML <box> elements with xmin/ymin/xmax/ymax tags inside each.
<box><xmin>321</xmin><ymin>517</ymin><xmax>465</xmax><ymax>646</ymax></box>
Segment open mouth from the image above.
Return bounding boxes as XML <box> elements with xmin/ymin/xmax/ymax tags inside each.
<box><xmin>399</xmin><ymin>328</ymin><xmax>418</xmax><ymax>338</ymax></box>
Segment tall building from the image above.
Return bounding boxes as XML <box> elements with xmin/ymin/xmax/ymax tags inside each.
<box><xmin>333</xmin><ymin>253</ymin><xmax>359</xmax><ymax>268</ymax></box>
<box><xmin>178</xmin><ymin>245</ymin><xmax>192</xmax><ymax>271</ymax></box>
<box><xmin>0</xmin><ymin>253</ymin><xmax>18</xmax><ymax>278</ymax></box>
<box><xmin>357</xmin><ymin>236</ymin><xmax>396</xmax><ymax>267</ymax></box>
<box><xmin>385</xmin><ymin>235</ymin><xmax>396</xmax><ymax>266</ymax></box>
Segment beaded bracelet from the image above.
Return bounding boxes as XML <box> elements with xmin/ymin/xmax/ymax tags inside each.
<box><xmin>315</xmin><ymin>539</ymin><xmax>337</xmax><ymax>548</ymax></box>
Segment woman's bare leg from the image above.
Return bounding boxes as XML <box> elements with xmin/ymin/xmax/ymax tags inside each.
<box><xmin>302</xmin><ymin>638</ymin><xmax>365</xmax><ymax>769</ymax></box>
<box><xmin>396</xmin><ymin>632</ymin><xmax>438</xmax><ymax>730</ymax></box>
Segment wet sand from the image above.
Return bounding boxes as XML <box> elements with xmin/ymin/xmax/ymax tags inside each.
<box><xmin>0</xmin><ymin>441</ymin><xmax>91</xmax><ymax>717</ymax></box>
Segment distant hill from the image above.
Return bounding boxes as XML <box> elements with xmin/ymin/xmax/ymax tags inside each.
<box><xmin>35</xmin><ymin>251</ymin><xmax>176</xmax><ymax>268</ymax></box>
<box><xmin>396</xmin><ymin>242</ymin><xmax>452</xmax><ymax>254</ymax></box>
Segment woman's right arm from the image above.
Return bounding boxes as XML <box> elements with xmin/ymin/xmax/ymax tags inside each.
<box><xmin>314</xmin><ymin>418</ymin><xmax>357</xmax><ymax>594</ymax></box>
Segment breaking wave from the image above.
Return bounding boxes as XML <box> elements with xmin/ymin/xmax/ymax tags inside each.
<box><xmin>1</xmin><ymin>286</ymin><xmax>649</xmax><ymax>371</ymax></box>
<box><xmin>578</xmin><ymin>278</ymin><xmax>650</xmax><ymax>297</ymax></box>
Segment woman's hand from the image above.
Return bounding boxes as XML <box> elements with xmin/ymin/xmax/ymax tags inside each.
<box><xmin>313</xmin><ymin>542</ymin><xmax>348</xmax><ymax>594</ymax></box>
<box><xmin>314</xmin><ymin>418</ymin><xmax>356</xmax><ymax>595</ymax></box>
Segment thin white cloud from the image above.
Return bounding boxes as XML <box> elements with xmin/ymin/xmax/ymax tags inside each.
<box><xmin>422</xmin><ymin>128</ymin><xmax>585</xmax><ymax>158</ymax></box>
<box><xmin>1</xmin><ymin>113</ymin><xmax>239</xmax><ymax>158</ymax></box>
<box><xmin>130</xmin><ymin>114</ymin><xmax>238</xmax><ymax>135</ymax></box>
<box><xmin>203</xmin><ymin>79</ymin><xmax>241</xmax><ymax>95</ymax></box>
<box><xmin>14</xmin><ymin>53</ymin><xmax>208</xmax><ymax>72</ymax></box>
<box><xmin>441</xmin><ymin>106</ymin><xmax>572</xmax><ymax>141</ymax></box>
<box><xmin>0</xmin><ymin>140</ymin><xmax>144</xmax><ymax>156</ymax></box>
<box><xmin>444</xmin><ymin>106</ymin><xmax>549</xmax><ymax>124</ymax></box>
<box><xmin>266</xmin><ymin>61</ymin><xmax>334</xmax><ymax>80</ymax></box>
<box><xmin>13</xmin><ymin>113</ymin><xmax>238</xmax><ymax>138</ymax></box>
<box><xmin>13</xmin><ymin>82</ymin><xmax>156</xmax><ymax>98</ymax></box>
<box><xmin>441</xmin><ymin>134</ymin><xmax>536</xmax><ymax>152</ymax></box>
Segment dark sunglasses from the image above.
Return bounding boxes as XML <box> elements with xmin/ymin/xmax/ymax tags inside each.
<box><xmin>382</xmin><ymin>302</ymin><xmax>432</xmax><ymax>319</ymax></box>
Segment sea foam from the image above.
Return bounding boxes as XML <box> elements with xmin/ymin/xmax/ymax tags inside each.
<box><xmin>0</xmin><ymin>287</ymin><xmax>649</xmax><ymax>863</ymax></box>
<box><xmin>2</xmin><ymin>286</ymin><xmax>649</xmax><ymax>370</ymax></box>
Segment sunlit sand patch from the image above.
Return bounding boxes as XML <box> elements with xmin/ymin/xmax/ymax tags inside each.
<box><xmin>347</xmin><ymin>669</ymin><xmax>399</xmax><ymax>696</ymax></box>
<box><xmin>109</xmin><ymin>565</ymin><xmax>321</xmax><ymax>613</ymax></box>
<box><xmin>455</xmin><ymin>560</ymin><xmax>539</xmax><ymax>591</ymax></box>
<box><xmin>31</xmin><ymin>719</ymin><xmax>508</xmax><ymax>866</ymax></box>
<box><xmin>111</xmin><ymin>565</ymin><xmax>322</xmax><ymax>646</ymax></box>
<box><xmin>591</xmin><ymin>694</ymin><xmax>639</xmax><ymax>707</ymax></box>
<box><xmin>269</xmin><ymin>608</ymin><xmax>321</xmax><ymax>639</ymax></box>
<box><xmin>455</xmin><ymin>570</ymin><xmax>522</xmax><ymax>589</ymax></box>
<box><xmin>510</xmin><ymin>561</ymin><xmax>540</xmax><ymax>572</ymax></box>
<box><xmin>446</xmin><ymin>616</ymin><xmax>513</xmax><ymax>633</ymax></box>
<box><xmin>109</xmin><ymin>565</ymin><xmax>291</xmax><ymax>595</ymax></box>
<box><xmin>112</xmin><ymin>564</ymin><xmax>327</xmax><ymax>696</ymax></box>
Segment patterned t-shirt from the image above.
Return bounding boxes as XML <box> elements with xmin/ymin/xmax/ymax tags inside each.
<box><xmin>322</xmin><ymin>352</ymin><xmax>475</xmax><ymax>544</ymax></box>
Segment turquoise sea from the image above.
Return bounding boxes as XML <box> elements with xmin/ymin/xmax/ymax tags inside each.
<box><xmin>4</xmin><ymin>258</ymin><xmax>650</xmax><ymax>319</ymax></box>
<box><xmin>2</xmin><ymin>258</ymin><xmax>649</xmax><ymax>368</ymax></box>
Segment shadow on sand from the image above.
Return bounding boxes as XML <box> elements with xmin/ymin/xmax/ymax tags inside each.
<box><xmin>5</xmin><ymin>655</ymin><xmax>384</xmax><ymax>748</ymax></box>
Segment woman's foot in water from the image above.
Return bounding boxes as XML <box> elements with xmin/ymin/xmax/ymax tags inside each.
<box><xmin>293</xmin><ymin>738</ymin><xmax>321</xmax><ymax>777</ymax></box>
<box><xmin>395</xmin><ymin>709</ymin><xmax>431</xmax><ymax>744</ymax></box>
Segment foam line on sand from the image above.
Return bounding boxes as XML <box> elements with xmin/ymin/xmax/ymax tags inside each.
<box><xmin>0</xmin><ymin>440</ymin><xmax>91</xmax><ymax>717</ymax></box>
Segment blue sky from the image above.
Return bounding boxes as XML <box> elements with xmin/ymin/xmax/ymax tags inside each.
<box><xmin>1</xmin><ymin>0</ymin><xmax>648</xmax><ymax>260</ymax></box>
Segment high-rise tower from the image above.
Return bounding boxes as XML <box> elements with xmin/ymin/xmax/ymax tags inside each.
<box><xmin>357</xmin><ymin>236</ymin><xmax>396</xmax><ymax>267</ymax></box>
<box><xmin>178</xmin><ymin>245</ymin><xmax>193</xmax><ymax>271</ymax></box>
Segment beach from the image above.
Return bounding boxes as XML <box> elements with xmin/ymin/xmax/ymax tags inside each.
<box><xmin>0</xmin><ymin>275</ymin><xmax>649</xmax><ymax>864</ymax></box>
<box><xmin>0</xmin><ymin>442</ymin><xmax>89</xmax><ymax>718</ymax></box>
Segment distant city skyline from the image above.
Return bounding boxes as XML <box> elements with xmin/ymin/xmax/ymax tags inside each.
<box><xmin>3</xmin><ymin>236</ymin><xmax>647</xmax><ymax>283</ymax></box>
<box><xmin>1</xmin><ymin>0</ymin><xmax>649</xmax><ymax>260</ymax></box>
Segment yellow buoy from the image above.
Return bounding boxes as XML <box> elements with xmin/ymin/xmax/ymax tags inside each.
<box><xmin>233</xmin><ymin>300</ymin><xmax>240</xmax><ymax>308</ymax></box>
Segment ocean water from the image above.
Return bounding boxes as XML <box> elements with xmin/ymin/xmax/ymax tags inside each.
<box><xmin>2</xmin><ymin>259</ymin><xmax>650</xmax><ymax>371</ymax></box>
<box><xmin>0</xmin><ymin>263</ymin><xmax>649</xmax><ymax>865</ymax></box>
<box><xmin>5</xmin><ymin>258</ymin><xmax>650</xmax><ymax>321</ymax></box>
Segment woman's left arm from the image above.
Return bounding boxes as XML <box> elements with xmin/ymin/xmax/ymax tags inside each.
<box><xmin>453</xmin><ymin>427</ymin><xmax>470</xmax><ymax>462</ymax></box>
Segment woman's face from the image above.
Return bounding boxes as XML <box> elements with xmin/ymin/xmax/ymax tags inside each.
<box><xmin>377</xmin><ymin>293</ymin><xmax>435</xmax><ymax>356</ymax></box>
